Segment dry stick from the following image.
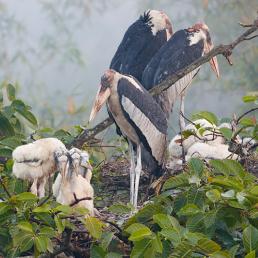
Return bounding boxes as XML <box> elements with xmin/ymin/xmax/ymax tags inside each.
<box><xmin>71</xmin><ymin>17</ymin><xmax>258</xmax><ymax>148</ymax></box>
<box><xmin>70</xmin><ymin>193</ymin><xmax>92</xmax><ymax>207</ymax></box>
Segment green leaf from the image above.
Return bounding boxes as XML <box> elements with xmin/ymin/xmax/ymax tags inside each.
<box><xmin>131</xmin><ymin>238</ymin><xmax>152</xmax><ymax>258</ymax></box>
<box><xmin>0</xmin><ymin>136</ymin><xmax>22</xmax><ymax>149</ymax></box>
<box><xmin>35</xmin><ymin>236</ymin><xmax>48</xmax><ymax>253</ymax></box>
<box><xmin>219</xmin><ymin>127</ymin><xmax>232</xmax><ymax>140</ymax></box>
<box><xmin>54</xmin><ymin>216</ymin><xmax>65</xmax><ymax>234</ymax></box>
<box><xmin>0</xmin><ymin>147</ymin><xmax>13</xmax><ymax>157</ymax></box>
<box><xmin>189</xmin><ymin>158</ymin><xmax>204</xmax><ymax>177</ymax></box>
<box><xmin>177</xmin><ymin>204</ymin><xmax>202</xmax><ymax>216</ymax></box>
<box><xmin>17</xmin><ymin>109</ymin><xmax>38</xmax><ymax>126</ymax></box>
<box><xmin>170</xmin><ymin>241</ymin><xmax>193</xmax><ymax>258</ymax></box>
<box><xmin>242</xmin><ymin>95</ymin><xmax>258</xmax><ymax>103</ymax></box>
<box><xmin>249</xmin><ymin>186</ymin><xmax>258</xmax><ymax>196</ymax></box>
<box><xmin>245</xmin><ymin>250</ymin><xmax>256</xmax><ymax>258</ymax></box>
<box><xmin>160</xmin><ymin>228</ymin><xmax>183</xmax><ymax>246</ymax></box>
<box><xmin>163</xmin><ymin>173</ymin><xmax>189</xmax><ymax>190</ymax></box>
<box><xmin>108</xmin><ymin>203</ymin><xmax>132</xmax><ymax>215</ymax></box>
<box><xmin>0</xmin><ymin>112</ymin><xmax>15</xmax><ymax>137</ymax></box>
<box><xmin>106</xmin><ymin>252</ymin><xmax>122</xmax><ymax>258</ymax></box>
<box><xmin>17</xmin><ymin>221</ymin><xmax>34</xmax><ymax>233</ymax></box>
<box><xmin>39</xmin><ymin>226</ymin><xmax>55</xmax><ymax>238</ymax></box>
<box><xmin>206</xmin><ymin>189</ymin><xmax>221</xmax><ymax>203</ymax></box>
<box><xmin>209</xmin><ymin>177</ymin><xmax>243</xmax><ymax>191</ymax></box>
<box><xmin>129</xmin><ymin>227</ymin><xmax>152</xmax><ymax>241</ymax></box>
<box><xmin>192</xmin><ymin>111</ymin><xmax>218</xmax><ymax>125</ymax></box>
<box><xmin>243</xmin><ymin>225</ymin><xmax>258</xmax><ymax>252</ymax></box>
<box><xmin>16</xmin><ymin>192</ymin><xmax>38</xmax><ymax>201</ymax></box>
<box><xmin>84</xmin><ymin>217</ymin><xmax>105</xmax><ymax>239</ymax></box>
<box><xmin>33</xmin><ymin>204</ymin><xmax>51</xmax><ymax>213</ymax></box>
<box><xmin>197</xmin><ymin>238</ymin><xmax>221</xmax><ymax>254</ymax></box>
<box><xmin>6</xmin><ymin>84</ymin><xmax>16</xmax><ymax>101</ymax></box>
<box><xmin>209</xmin><ymin>251</ymin><xmax>231</xmax><ymax>258</ymax></box>
<box><xmin>90</xmin><ymin>244</ymin><xmax>106</xmax><ymax>258</ymax></box>
<box><xmin>100</xmin><ymin>232</ymin><xmax>114</xmax><ymax>251</ymax></box>
<box><xmin>239</xmin><ymin>118</ymin><xmax>256</xmax><ymax>126</ymax></box>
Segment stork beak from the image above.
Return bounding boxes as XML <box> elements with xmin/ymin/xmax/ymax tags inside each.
<box><xmin>89</xmin><ymin>86</ymin><xmax>111</xmax><ymax>122</ymax></box>
<box><xmin>81</xmin><ymin>160</ymin><xmax>93</xmax><ymax>171</ymax></box>
<box><xmin>206</xmin><ymin>42</ymin><xmax>220</xmax><ymax>78</ymax></box>
<box><xmin>73</xmin><ymin>160</ymin><xmax>80</xmax><ymax>176</ymax></box>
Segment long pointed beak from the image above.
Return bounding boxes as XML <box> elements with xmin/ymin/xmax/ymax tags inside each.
<box><xmin>206</xmin><ymin>42</ymin><xmax>220</xmax><ymax>78</ymax></box>
<box><xmin>89</xmin><ymin>86</ymin><xmax>111</xmax><ymax>122</ymax></box>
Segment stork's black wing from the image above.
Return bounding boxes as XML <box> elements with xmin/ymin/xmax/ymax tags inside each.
<box><xmin>117</xmin><ymin>77</ymin><xmax>167</xmax><ymax>165</ymax></box>
<box><xmin>142</xmin><ymin>30</ymin><xmax>203</xmax><ymax>117</ymax></box>
<box><xmin>110</xmin><ymin>15</ymin><xmax>168</xmax><ymax>82</ymax></box>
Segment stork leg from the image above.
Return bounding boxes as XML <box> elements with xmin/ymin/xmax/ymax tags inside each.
<box><xmin>133</xmin><ymin>145</ymin><xmax>142</xmax><ymax>208</ymax></box>
<box><xmin>128</xmin><ymin>141</ymin><xmax>135</xmax><ymax>205</ymax></box>
<box><xmin>31</xmin><ymin>179</ymin><xmax>38</xmax><ymax>196</ymax></box>
<box><xmin>38</xmin><ymin>177</ymin><xmax>47</xmax><ymax>198</ymax></box>
<box><xmin>180</xmin><ymin>94</ymin><xmax>186</xmax><ymax>130</ymax></box>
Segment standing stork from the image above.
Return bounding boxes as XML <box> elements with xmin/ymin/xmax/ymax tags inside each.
<box><xmin>110</xmin><ymin>9</ymin><xmax>173</xmax><ymax>82</ymax></box>
<box><xmin>89</xmin><ymin>70</ymin><xmax>167</xmax><ymax>208</ymax></box>
<box><xmin>109</xmin><ymin>9</ymin><xmax>172</xmax><ymax>176</ymax></box>
<box><xmin>142</xmin><ymin>22</ymin><xmax>220</xmax><ymax>128</ymax></box>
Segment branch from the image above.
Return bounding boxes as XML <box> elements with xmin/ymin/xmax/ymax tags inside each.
<box><xmin>70</xmin><ymin>193</ymin><xmax>92</xmax><ymax>207</ymax></box>
<box><xmin>236</xmin><ymin>107</ymin><xmax>258</xmax><ymax>124</ymax></box>
<box><xmin>71</xmin><ymin>16</ymin><xmax>258</xmax><ymax>148</ymax></box>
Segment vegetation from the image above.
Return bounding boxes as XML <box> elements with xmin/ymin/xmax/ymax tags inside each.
<box><xmin>0</xmin><ymin>82</ymin><xmax>257</xmax><ymax>257</ymax></box>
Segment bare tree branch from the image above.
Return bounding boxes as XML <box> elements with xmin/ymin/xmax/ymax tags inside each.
<box><xmin>71</xmin><ymin>17</ymin><xmax>258</xmax><ymax>148</ymax></box>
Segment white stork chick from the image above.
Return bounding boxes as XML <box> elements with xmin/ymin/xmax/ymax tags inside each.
<box><xmin>53</xmin><ymin>150</ymin><xmax>94</xmax><ymax>217</ymax></box>
<box><xmin>12</xmin><ymin>138</ymin><xmax>67</xmax><ymax>198</ymax></box>
<box><xmin>68</xmin><ymin>148</ymin><xmax>93</xmax><ymax>182</ymax></box>
<box><xmin>185</xmin><ymin>142</ymin><xmax>237</xmax><ymax>162</ymax></box>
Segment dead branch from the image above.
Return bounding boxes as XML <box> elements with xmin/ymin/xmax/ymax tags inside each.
<box><xmin>71</xmin><ymin>16</ymin><xmax>258</xmax><ymax>148</ymax></box>
<box><xmin>70</xmin><ymin>193</ymin><xmax>92</xmax><ymax>207</ymax></box>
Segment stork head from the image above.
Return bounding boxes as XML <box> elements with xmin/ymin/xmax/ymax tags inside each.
<box><xmin>146</xmin><ymin>10</ymin><xmax>173</xmax><ymax>39</ymax></box>
<box><xmin>54</xmin><ymin>149</ymin><xmax>69</xmax><ymax>180</ymax></box>
<box><xmin>69</xmin><ymin>149</ymin><xmax>81</xmax><ymax>176</ymax></box>
<box><xmin>187</xmin><ymin>22</ymin><xmax>220</xmax><ymax>78</ymax></box>
<box><xmin>89</xmin><ymin>69</ymin><xmax>115</xmax><ymax>122</ymax></box>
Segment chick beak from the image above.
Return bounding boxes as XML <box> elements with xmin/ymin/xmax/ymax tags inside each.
<box><xmin>89</xmin><ymin>85</ymin><xmax>111</xmax><ymax>122</ymax></box>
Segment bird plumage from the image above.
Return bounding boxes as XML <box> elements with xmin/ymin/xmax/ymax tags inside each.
<box><xmin>12</xmin><ymin>138</ymin><xmax>67</xmax><ymax>197</ymax></box>
<box><xmin>110</xmin><ymin>10</ymin><xmax>172</xmax><ymax>82</ymax></box>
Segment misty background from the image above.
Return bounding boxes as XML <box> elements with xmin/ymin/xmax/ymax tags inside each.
<box><xmin>0</xmin><ymin>0</ymin><xmax>257</xmax><ymax>138</ymax></box>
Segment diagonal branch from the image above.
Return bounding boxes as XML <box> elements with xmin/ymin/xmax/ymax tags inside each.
<box><xmin>71</xmin><ymin>16</ymin><xmax>258</xmax><ymax>148</ymax></box>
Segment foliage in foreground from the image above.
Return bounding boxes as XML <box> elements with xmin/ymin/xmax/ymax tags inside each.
<box><xmin>0</xmin><ymin>85</ymin><xmax>257</xmax><ymax>257</ymax></box>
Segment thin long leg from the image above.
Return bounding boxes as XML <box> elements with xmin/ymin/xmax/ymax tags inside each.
<box><xmin>133</xmin><ymin>145</ymin><xmax>142</xmax><ymax>208</ymax></box>
<box><xmin>180</xmin><ymin>94</ymin><xmax>186</xmax><ymax>130</ymax></box>
<box><xmin>128</xmin><ymin>141</ymin><xmax>135</xmax><ymax>205</ymax></box>
<box><xmin>31</xmin><ymin>179</ymin><xmax>38</xmax><ymax>196</ymax></box>
<box><xmin>38</xmin><ymin>177</ymin><xmax>47</xmax><ymax>198</ymax></box>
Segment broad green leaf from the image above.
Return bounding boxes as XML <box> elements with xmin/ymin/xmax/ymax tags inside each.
<box><xmin>0</xmin><ymin>113</ymin><xmax>15</xmax><ymax>137</ymax></box>
<box><xmin>160</xmin><ymin>228</ymin><xmax>182</xmax><ymax>246</ymax></box>
<box><xmin>152</xmin><ymin>234</ymin><xmax>163</xmax><ymax>253</ymax></box>
<box><xmin>84</xmin><ymin>217</ymin><xmax>105</xmax><ymax>239</ymax></box>
<box><xmin>209</xmin><ymin>251</ymin><xmax>231</xmax><ymax>258</ymax></box>
<box><xmin>16</xmin><ymin>192</ymin><xmax>38</xmax><ymax>201</ymax></box>
<box><xmin>17</xmin><ymin>235</ymin><xmax>33</xmax><ymax>253</ymax></box>
<box><xmin>108</xmin><ymin>203</ymin><xmax>132</xmax><ymax>215</ymax></box>
<box><xmin>17</xmin><ymin>109</ymin><xmax>38</xmax><ymax>126</ymax></box>
<box><xmin>35</xmin><ymin>236</ymin><xmax>48</xmax><ymax>253</ymax></box>
<box><xmin>243</xmin><ymin>225</ymin><xmax>258</xmax><ymax>252</ymax></box>
<box><xmin>131</xmin><ymin>238</ymin><xmax>152</xmax><ymax>258</ymax></box>
<box><xmin>206</xmin><ymin>189</ymin><xmax>221</xmax><ymax>203</ymax></box>
<box><xmin>53</xmin><ymin>204</ymin><xmax>72</xmax><ymax>214</ymax></box>
<box><xmin>209</xmin><ymin>177</ymin><xmax>243</xmax><ymax>191</ymax></box>
<box><xmin>249</xmin><ymin>186</ymin><xmax>258</xmax><ymax>196</ymax></box>
<box><xmin>192</xmin><ymin>111</ymin><xmax>218</xmax><ymax>125</ymax></box>
<box><xmin>106</xmin><ymin>252</ymin><xmax>122</xmax><ymax>258</ymax></box>
<box><xmin>163</xmin><ymin>173</ymin><xmax>189</xmax><ymax>190</ymax></box>
<box><xmin>0</xmin><ymin>202</ymin><xmax>12</xmax><ymax>215</ymax></box>
<box><xmin>177</xmin><ymin>204</ymin><xmax>202</xmax><ymax>216</ymax></box>
<box><xmin>17</xmin><ymin>221</ymin><xmax>33</xmax><ymax>233</ymax></box>
<box><xmin>6</xmin><ymin>84</ymin><xmax>16</xmax><ymax>101</ymax></box>
<box><xmin>0</xmin><ymin>136</ymin><xmax>22</xmax><ymax>149</ymax></box>
<box><xmin>54</xmin><ymin>216</ymin><xmax>65</xmax><ymax>234</ymax></box>
<box><xmin>33</xmin><ymin>204</ymin><xmax>51</xmax><ymax>213</ymax></box>
<box><xmin>100</xmin><ymin>232</ymin><xmax>114</xmax><ymax>251</ymax></box>
<box><xmin>125</xmin><ymin>223</ymin><xmax>149</xmax><ymax>234</ymax></box>
<box><xmin>219</xmin><ymin>127</ymin><xmax>232</xmax><ymax>140</ymax></box>
<box><xmin>39</xmin><ymin>226</ymin><xmax>55</xmax><ymax>238</ymax></box>
<box><xmin>129</xmin><ymin>227</ymin><xmax>152</xmax><ymax>241</ymax></box>
<box><xmin>189</xmin><ymin>158</ymin><xmax>204</xmax><ymax>177</ymax></box>
<box><xmin>242</xmin><ymin>95</ymin><xmax>258</xmax><ymax>102</ymax></box>
<box><xmin>90</xmin><ymin>244</ymin><xmax>106</xmax><ymax>258</ymax></box>
<box><xmin>197</xmin><ymin>238</ymin><xmax>221</xmax><ymax>254</ymax></box>
<box><xmin>239</xmin><ymin>118</ymin><xmax>256</xmax><ymax>127</ymax></box>
<box><xmin>0</xmin><ymin>147</ymin><xmax>13</xmax><ymax>157</ymax></box>
<box><xmin>245</xmin><ymin>250</ymin><xmax>256</xmax><ymax>258</ymax></box>
<box><xmin>170</xmin><ymin>241</ymin><xmax>193</xmax><ymax>258</ymax></box>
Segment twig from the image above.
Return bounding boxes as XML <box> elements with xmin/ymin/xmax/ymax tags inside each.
<box><xmin>244</xmin><ymin>34</ymin><xmax>258</xmax><ymax>40</ymax></box>
<box><xmin>70</xmin><ymin>16</ymin><xmax>258</xmax><ymax>148</ymax></box>
<box><xmin>236</xmin><ymin>107</ymin><xmax>258</xmax><ymax>124</ymax></box>
<box><xmin>70</xmin><ymin>193</ymin><xmax>92</xmax><ymax>207</ymax></box>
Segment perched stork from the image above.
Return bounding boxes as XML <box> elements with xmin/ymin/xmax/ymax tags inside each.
<box><xmin>110</xmin><ymin>9</ymin><xmax>172</xmax><ymax>82</ymax></box>
<box><xmin>89</xmin><ymin>69</ymin><xmax>167</xmax><ymax>208</ymax></box>
<box><xmin>12</xmin><ymin>138</ymin><xmax>67</xmax><ymax>198</ymax></box>
<box><xmin>142</xmin><ymin>22</ymin><xmax>220</xmax><ymax>128</ymax></box>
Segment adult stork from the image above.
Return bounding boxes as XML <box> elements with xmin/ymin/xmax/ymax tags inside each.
<box><xmin>110</xmin><ymin>9</ymin><xmax>173</xmax><ymax>82</ymax></box>
<box><xmin>89</xmin><ymin>69</ymin><xmax>167</xmax><ymax>208</ymax></box>
<box><xmin>109</xmin><ymin>9</ymin><xmax>172</xmax><ymax>176</ymax></box>
<box><xmin>142</xmin><ymin>22</ymin><xmax>220</xmax><ymax>128</ymax></box>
